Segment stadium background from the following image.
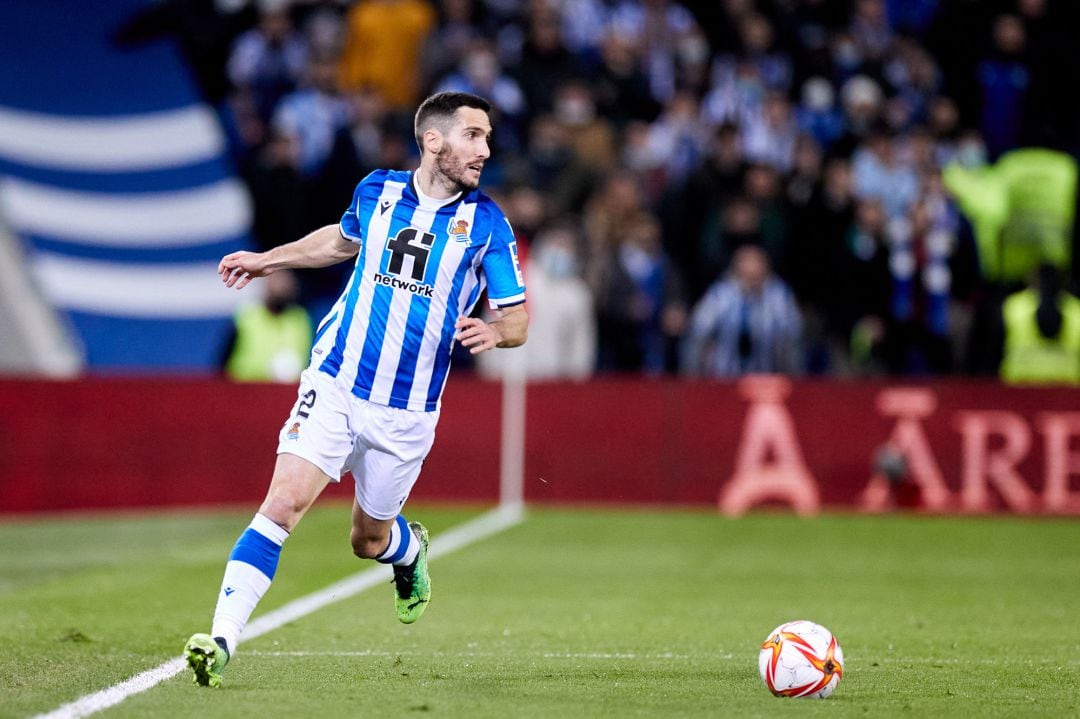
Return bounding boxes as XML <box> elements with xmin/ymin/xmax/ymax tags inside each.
<box><xmin>1</xmin><ymin>3</ymin><xmax>1080</xmax><ymax>717</ymax></box>
<box><xmin>2</xmin><ymin>0</ymin><xmax>1079</xmax><ymax>516</ymax></box>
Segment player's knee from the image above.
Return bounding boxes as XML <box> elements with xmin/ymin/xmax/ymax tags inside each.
<box><xmin>350</xmin><ymin>529</ymin><xmax>388</xmax><ymax>559</ymax></box>
<box><xmin>259</xmin><ymin>492</ymin><xmax>309</xmax><ymax>530</ymax></box>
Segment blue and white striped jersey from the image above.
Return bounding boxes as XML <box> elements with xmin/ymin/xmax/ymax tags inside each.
<box><xmin>311</xmin><ymin>170</ymin><xmax>526</xmax><ymax>412</ymax></box>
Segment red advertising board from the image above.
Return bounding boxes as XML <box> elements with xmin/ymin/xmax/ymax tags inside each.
<box><xmin>1</xmin><ymin>376</ymin><xmax>1078</xmax><ymax>515</ymax></box>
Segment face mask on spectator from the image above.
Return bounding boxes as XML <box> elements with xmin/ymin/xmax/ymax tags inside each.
<box><xmin>678</xmin><ymin>36</ymin><xmax>709</xmax><ymax>65</ymax></box>
<box><xmin>556</xmin><ymin>96</ymin><xmax>594</xmax><ymax>126</ymax></box>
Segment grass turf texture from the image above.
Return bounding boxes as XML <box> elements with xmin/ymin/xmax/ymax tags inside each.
<box><xmin>1</xmin><ymin>505</ymin><xmax>1077</xmax><ymax>718</ymax></box>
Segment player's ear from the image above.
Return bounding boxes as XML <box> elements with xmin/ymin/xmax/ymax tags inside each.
<box><xmin>422</xmin><ymin>128</ymin><xmax>443</xmax><ymax>156</ymax></box>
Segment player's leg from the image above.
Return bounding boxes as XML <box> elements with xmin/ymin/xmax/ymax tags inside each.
<box><xmin>187</xmin><ymin>369</ymin><xmax>351</xmax><ymax>687</ymax></box>
<box><xmin>187</xmin><ymin>454</ymin><xmax>331</xmax><ymax>687</ymax></box>
<box><xmin>351</xmin><ymin>403</ymin><xmax>439</xmax><ymax>623</ymax></box>
<box><xmin>350</xmin><ymin>488</ymin><xmax>431</xmax><ymax>624</ymax></box>
<box><xmin>213</xmin><ymin>454</ymin><xmax>332</xmax><ymax>648</ymax></box>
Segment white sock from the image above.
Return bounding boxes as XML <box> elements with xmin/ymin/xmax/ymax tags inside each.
<box><xmin>210</xmin><ymin>513</ymin><xmax>289</xmax><ymax>656</ymax></box>
<box><xmin>375</xmin><ymin>514</ymin><xmax>419</xmax><ymax>566</ymax></box>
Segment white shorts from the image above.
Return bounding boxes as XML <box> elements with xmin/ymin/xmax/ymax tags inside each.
<box><xmin>277</xmin><ymin>368</ymin><xmax>440</xmax><ymax>520</ymax></box>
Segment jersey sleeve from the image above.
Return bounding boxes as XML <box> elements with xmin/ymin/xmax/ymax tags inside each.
<box><xmin>339</xmin><ymin>171</ymin><xmax>382</xmax><ymax>242</ymax></box>
<box><xmin>480</xmin><ymin>205</ymin><xmax>527</xmax><ymax>307</ymax></box>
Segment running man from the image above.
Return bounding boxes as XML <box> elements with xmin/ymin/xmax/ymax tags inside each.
<box><xmin>185</xmin><ymin>92</ymin><xmax>528</xmax><ymax>687</ymax></box>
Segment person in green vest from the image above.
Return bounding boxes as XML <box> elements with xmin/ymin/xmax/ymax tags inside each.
<box><xmin>1000</xmin><ymin>263</ymin><xmax>1080</xmax><ymax>385</ymax></box>
<box><xmin>223</xmin><ymin>269</ymin><xmax>313</xmax><ymax>382</ymax></box>
<box><xmin>943</xmin><ymin>145</ymin><xmax>1077</xmax><ymax>285</ymax></box>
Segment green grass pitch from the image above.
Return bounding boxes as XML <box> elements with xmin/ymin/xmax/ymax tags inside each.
<box><xmin>1</xmin><ymin>503</ymin><xmax>1078</xmax><ymax>718</ymax></box>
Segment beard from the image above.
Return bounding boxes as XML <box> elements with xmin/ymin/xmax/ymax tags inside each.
<box><xmin>434</xmin><ymin>144</ymin><xmax>481</xmax><ymax>192</ymax></box>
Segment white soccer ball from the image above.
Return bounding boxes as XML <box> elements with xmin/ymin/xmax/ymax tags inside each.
<box><xmin>758</xmin><ymin>620</ymin><xmax>844</xmax><ymax>698</ymax></box>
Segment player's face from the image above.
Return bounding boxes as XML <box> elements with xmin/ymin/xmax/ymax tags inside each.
<box><xmin>435</xmin><ymin>107</ymin><xmax>492</xmax><ymax>192</ymax></box>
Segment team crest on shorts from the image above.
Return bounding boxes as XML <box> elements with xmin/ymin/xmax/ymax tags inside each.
<box><xmin>287</xmin><ymin>422</ymin><xmax>300</xmax><ymax>440</ymax></box>
<box><xmin>448</xmin><ymin>217</ymin><xmax>471</xmax><ymax>245</ymax></box>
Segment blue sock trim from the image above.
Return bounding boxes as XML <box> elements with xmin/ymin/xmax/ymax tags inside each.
<box><xmin>228</xmin><ymin>528</ymin><xmax>283</xmax><ymax>580</ymax></box>
<box><xmin>378</xmin><ymin>515</ymin><xmax>412</xmax><ymax>565</ymax></box>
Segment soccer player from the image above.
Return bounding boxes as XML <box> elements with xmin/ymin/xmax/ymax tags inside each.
<box><xmin>185</xmin><ymin>92</ymin><xmax>528</xmax><ymax>688</ymax></box>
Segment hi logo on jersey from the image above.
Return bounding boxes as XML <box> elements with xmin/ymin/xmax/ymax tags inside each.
<box><xmin>287</xmin><ymin>422</ymin><xmax>300</xmax><ymax>440</ymax></box>
<box><xmin>448</xmin><ymin>217</ymin><xmax>471</xmax><ymax>245</ymax></box>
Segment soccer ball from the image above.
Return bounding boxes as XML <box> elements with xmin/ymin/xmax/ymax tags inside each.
<box><xmin>758</xmin><ymin>620</ymin><xmax>844</xmax><ymax>698</ymax></box>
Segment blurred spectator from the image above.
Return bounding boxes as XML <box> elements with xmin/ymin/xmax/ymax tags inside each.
<box><xmin>519</xmin><ymin>114</ymin><xmax>596</xmax><ymax>216</ymax></box>
<box><xmin>978</xmin><ymin>14</ymin><xmax>1029</xmax><ymax>159</ymax></box>
<box><xmin>594</xmin><ymin>212</ymin><xmax>686</xmax><ymax>373</ymax></box>
<box><xmin>436</xmin><ymin>40</ymin><xmax>527</xmax><ymax>150</ymax></box>
<box><xmin>786</xmin><ymin>134</ymin><xmax>824</xmax><ymax>212</ymax></box>
<box><xmin>943</xmin><ymin>146</ymin><xmax>1077</xmax><ymax>286</ymax></box>
<box><xmin>222</xmin><ymin>269</ymin><xmax>313</xmax><ymax>383</ymax></box>
<box><xmin>514</xmin><ymin>3</ymin><xmax>583</xmax><ymax>119</ymax></box>
<box><xmin>346</xmin><ymin>88</ymin><xmax>391</xmax><ymax>173</ymax></box>
<box><xmin>272</xmin><ymin>55</ymin><xmax>351</xmax><ymax>177</ymax></box>
<box><xmin>742</xmin><ymin>91</ymin><xmax>798</xmax><ymax>172</ymax></box>
<box><xmin>880</xmin><ymin>189</ymin><xmax>956</xmax><ymax>374</ymax></box>
<box><xmin>834</xmin><ymin>74</ymin><xmax>883</xmax><ymax>156</ymax></box>
<box><xmin>554</xmin><ymin>78</ymin><xmax>620</xmax><ymax>173</ymax></box>
<box><xmin>926</xmin><ymin>96</ymin><xmax>961</xmax><ymax>164</ymax></box>
<box><xmin>592</xmin><ymin>30</ymin><xmax>662</xmax><ymax>128</ymax></box>
<box><xmin>557</xmin><ymin>0</ymin><xmax>609</xmax><ymax>61</ymax></box>
<box><xmin>243</xmin><ymin>129</ymin><xmax>308</xmax><ymax>252</ymax></box>
<box><xmin>675</xmin><ymin>123</ymin><xmax>746</xmax><ymax>298</ymax></box>
<box><xmin>227</xmin><ymin>0</ymin><xmax>308</xmax><ymax>123</ymax></box>
<box><xmin>697</xmin><ymin>195</ymin><xmax>762</xmax><ymax>304</ymax></box>
<box><xmin>882</xmin><ymin>41</ymin><xmax>940</xmax><ymax>131</ymax></box>
<box><xmin>501</xmin><ymin>184</ymin><xmax>546</xmax><ymax>253</ymax></box>
<box><xmin>743</xmin><ymin>164</ymin><xmax>790</xmax><ymax>274</ymax></box>
<box><xmin>788</xmin><ymin>156</ymin><xmax>855</xmax><ymax>372</ymax></box>
<box><xmin>338</xmin><ymin>0</ymin><xmax>435</xmax><ymax>110</ymax></box>
<box><xmin>886</xmin><ymin>0</ymin><xmax>939</xmax><ymax>37</ymax></box>
<box><xmin>849</xmin><ymin>0</ymin><xmax>893</xmax><ymax>70</ymax></box>
<box><xmin>796</xmin><ymin>77</ymin><xmax>845</xmax><ymax>150</ymax></box>
<box><xmin>479</xmin><ymin>224</ymin><xmax>597</xmax><ymax>380</ymax></box>
<box><xmin>851</xmin><ymin>126</ymin><xmax>919</xmax><ymax>219</ymax></box>
<box><xmin>300</xmin><ymin>3</ymin><xmax>346</xmax><ymax>60</ymax></box>
<box><xmin>840</xmin><ymin>199</ymin><xmax>892</xmax><ymax>374</ymax></box>
<box><xmin>421</xmin><ymin>0</ymin><xmax>483</xmax><ymax>92</ymax></box>
<box><xmin>736</xmin><ymin>12</ymin><xmax>791</xmax><ymax>92</ymax></box>
<box><xmin>640</xmin><ymin>90</ymin><xmax>707</xmax><ymax>185</ymax></box>
<box><xmin>701</xmin><ymin>58</ymin><xmax>765</xmax><ymax>128</ymax></box>
<box><xmin>1000</xmin><ymin>263</ymin><xmax>1080</xmax><ymax>385</ymax></box>
<box><xmin>681</xmin><ymin>244</ymin><xmax>802</xmax><ymax>377</ymax></box>
<box><xmin>607</xmin><ymin>0</ymin><xmax>701</xmax><ymax>104</ymax></box>
<box><xmin>584</xmin><ymin>170</ymin><xmax>648</xmax><ymax>270</ymax></box>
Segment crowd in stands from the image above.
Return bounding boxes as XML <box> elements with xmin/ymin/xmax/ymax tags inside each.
<box><xmin>122</xmin><ymin>0</ymin><xmax>1080</xmax><ymax>382</ymax></box>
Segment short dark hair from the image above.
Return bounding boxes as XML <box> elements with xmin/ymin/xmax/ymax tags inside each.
<box><xmin>414</xmin><ymin>92</ymin><xmax>491</xmax><ymax>152</ymax></box>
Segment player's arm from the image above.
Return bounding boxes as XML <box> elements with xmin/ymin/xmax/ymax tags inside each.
<box><xmin>219</xmin><ymin>225</ymin><xmax>359</xmax><ymax>290</ymax></box>
<box><xmin>455</xmin><ymin>303</ymin><xmax>528</xmax><ymax>354</ymax></box>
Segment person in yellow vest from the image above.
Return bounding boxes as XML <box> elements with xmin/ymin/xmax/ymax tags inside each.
<box><xmin>944</xmin><ymin>145</ymin><xmax>1077</xmax><ymax>284</ymax></box>
<box><xmin>223</xmin><ymin>269</ymin><xmax>313</xmax><ymax>382</ymax></box>
<box><xmin>1000</xmin><ymin>263</ymin><xmax>1080</xmax><ymax>385</ymax></box>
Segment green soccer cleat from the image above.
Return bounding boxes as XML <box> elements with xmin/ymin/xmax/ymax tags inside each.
<box><xmin>393</xmin><ymin>522</ymin><xmax>431</xmax><ymax>624</ymax></box>
<box><xmin>185</xmin><ymin>633</ymin><xmax>230</xmax><ymax>688</ymax></box>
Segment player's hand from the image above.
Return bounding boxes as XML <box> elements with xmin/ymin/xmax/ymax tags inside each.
<box><xmin>455</xmin><ymin>316</ymin><xmax>501</xmax><ymax>354</ymax></box>
<box><xmin>218</xmin><ymin>251</ymin><xmax>270</xmax><ymax>290</ymax></box>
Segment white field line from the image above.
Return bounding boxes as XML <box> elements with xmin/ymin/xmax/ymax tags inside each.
<box><xmin>240</xmin><ymin>651</ymin><xmax>1080</xmax><ymax>666</ymax></box>
<box><xmin>33</xmin><ymin>504</ymin><xmax>525</xmax><ymax>719</ymax></box>
<box><xmin>245</xmin><ymin>650</ymin><xmax>698</xmax><ymax>660</ymax></box>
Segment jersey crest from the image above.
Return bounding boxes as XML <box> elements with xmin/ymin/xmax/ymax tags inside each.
<box><xmin>448</xmin><ymin>217</ymin><xmax>471</xmax><ymax>245</ymax></box>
